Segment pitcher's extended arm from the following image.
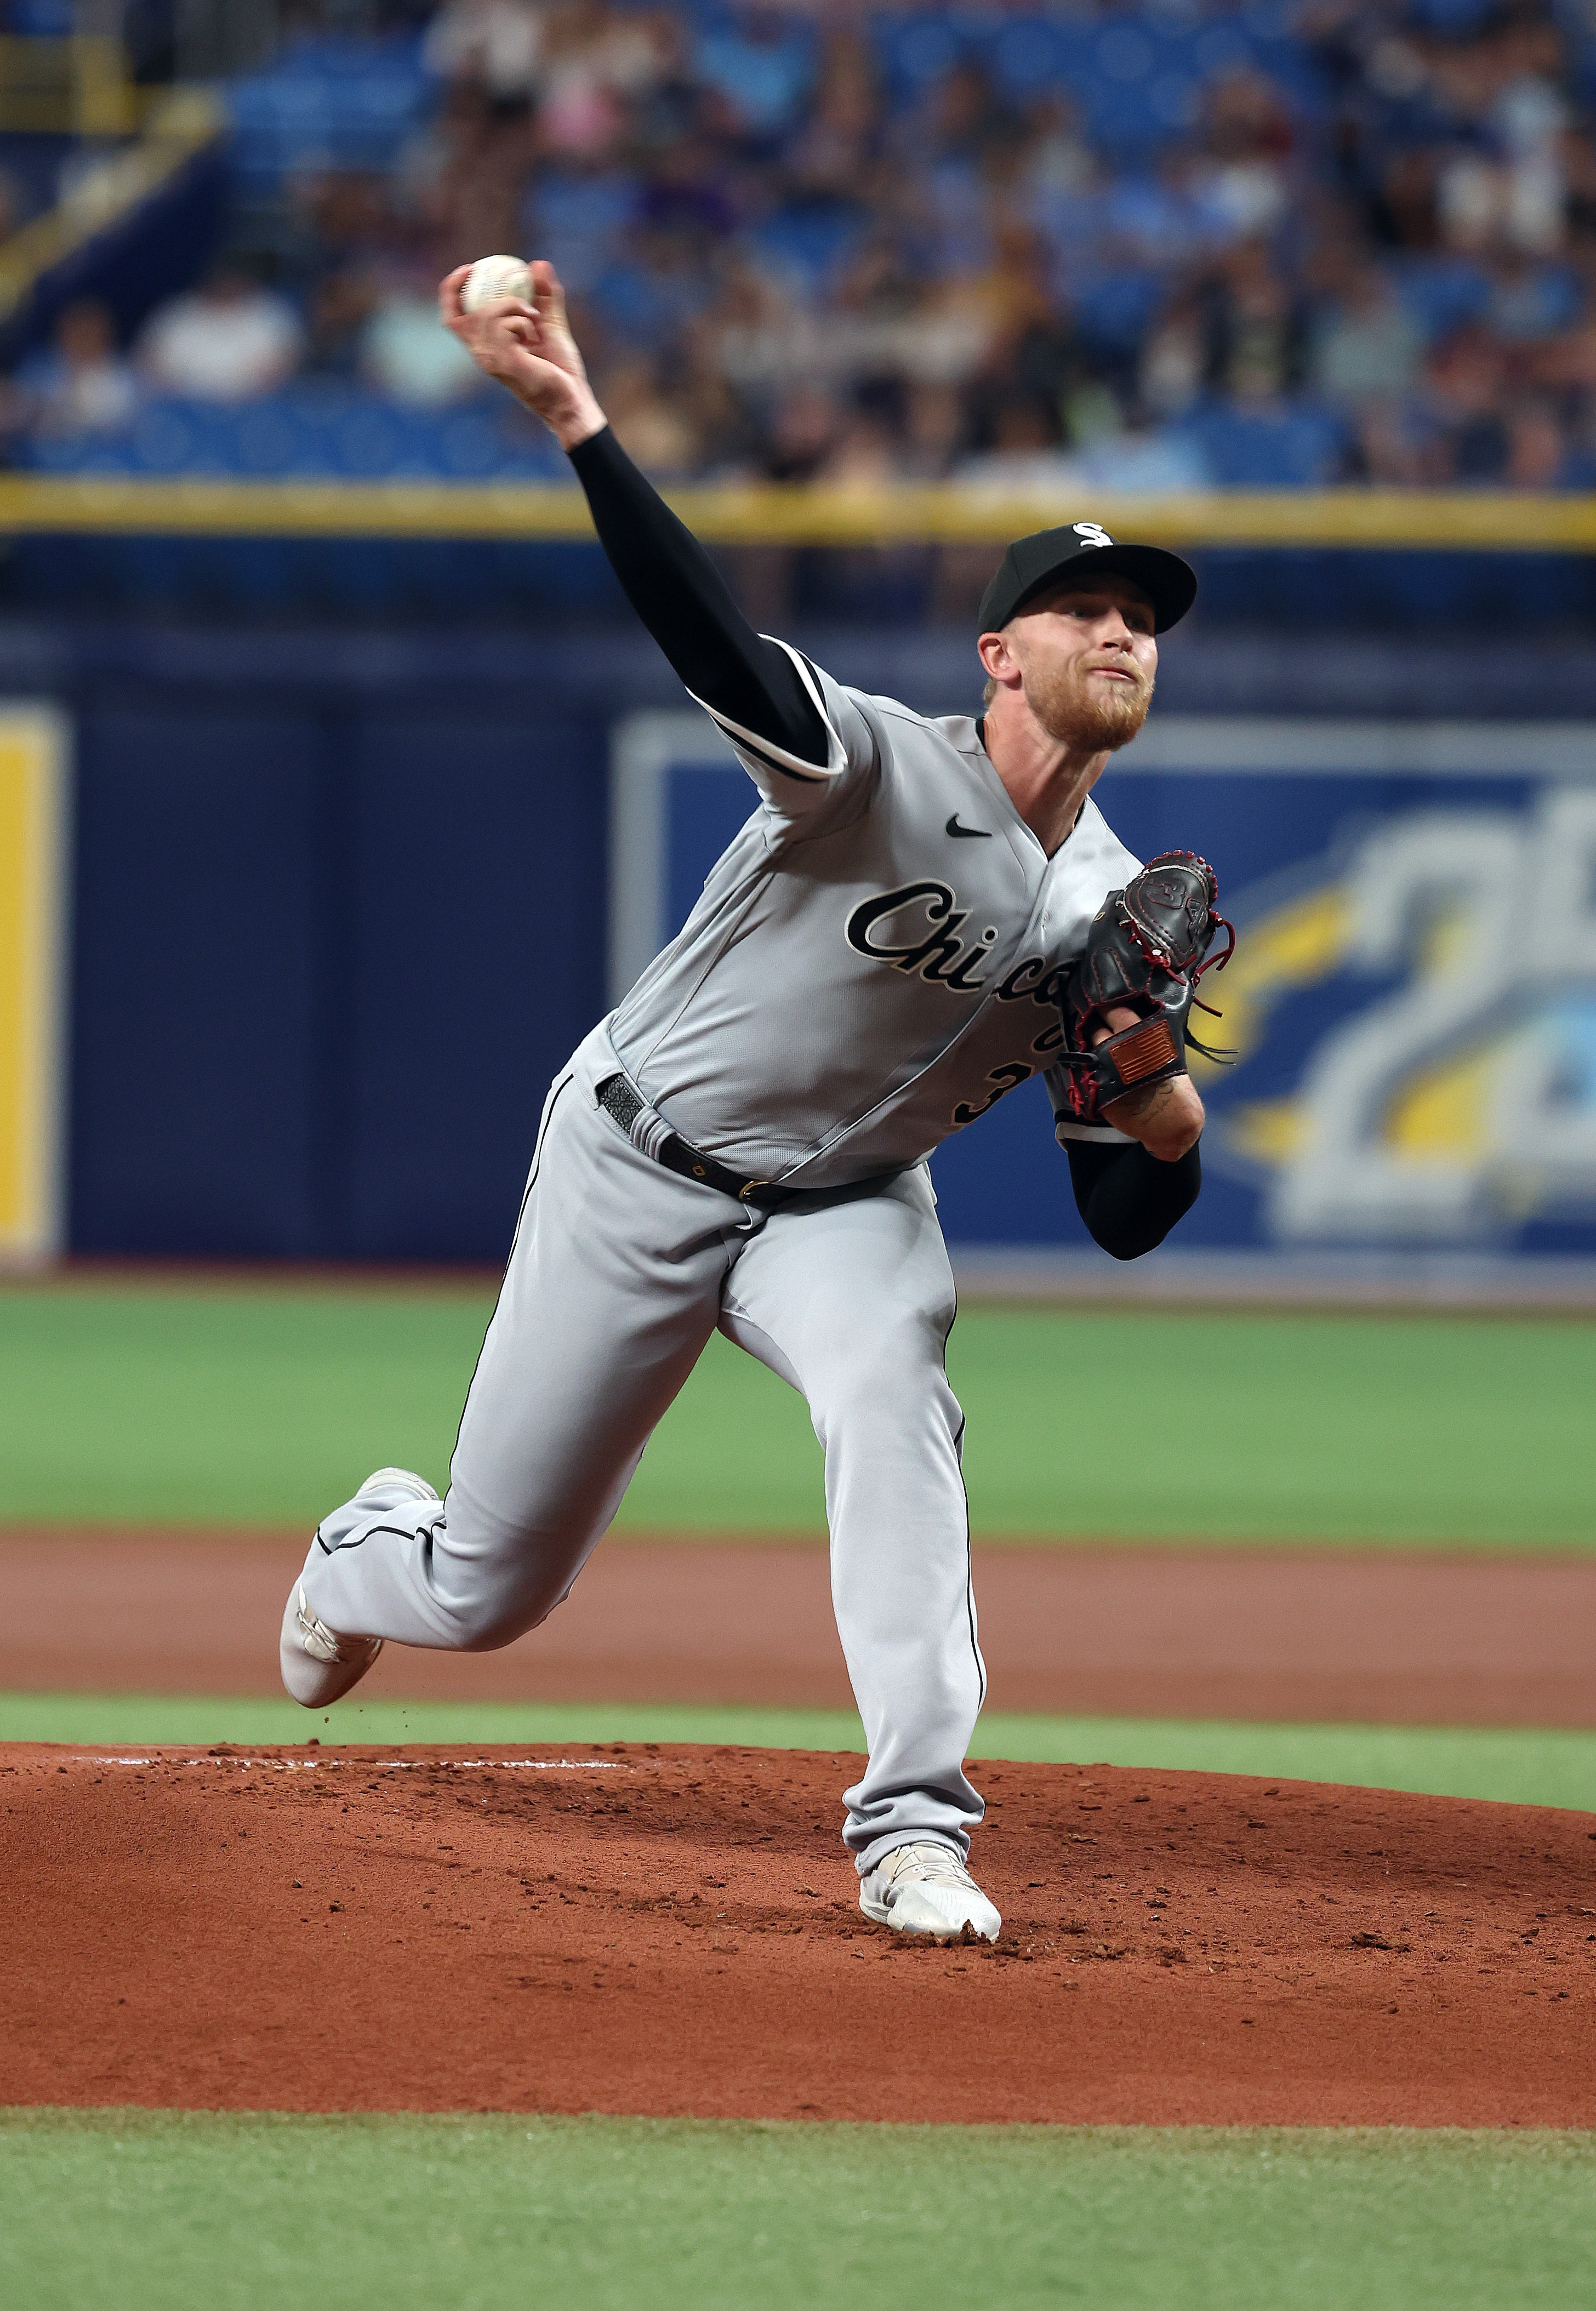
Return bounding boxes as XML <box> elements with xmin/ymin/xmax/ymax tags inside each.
<box><xmin>442</xmin><ymin>261</ymin><xmax>828</xmax><ymax>768</ymax></box>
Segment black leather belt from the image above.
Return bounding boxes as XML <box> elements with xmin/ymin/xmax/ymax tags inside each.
<box><xmin>597</xmin><ymin>1075</ymin><xmax>797</xmax><ymax>1208</ymax></box>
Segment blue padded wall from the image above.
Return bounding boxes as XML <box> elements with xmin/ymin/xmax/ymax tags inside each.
<box><xmin>67</xmin><ymin>689</ymin><xmax>608</xmax><ymax>1262</ymax></box>
<box><xmin>70</xmin><ymin>708</ymin><xmax>335</xmax><ymax>1257</ymax></box>
<box><xmin>346</xmin><ymin>711</ymin><xmax>607</xmax><ymax>1260</ymax></box>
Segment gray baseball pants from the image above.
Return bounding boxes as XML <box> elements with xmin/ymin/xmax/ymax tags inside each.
<box><xmin>295</xmin><ymin>1024</ymin><xmax>987</xmax><ymax>1872</ymax></box>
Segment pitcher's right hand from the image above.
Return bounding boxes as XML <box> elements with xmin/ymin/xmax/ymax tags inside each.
<box><xmin>440</xmin><ymin>259</ymin><xmax>606</xmax><ymax>450</ymax></box>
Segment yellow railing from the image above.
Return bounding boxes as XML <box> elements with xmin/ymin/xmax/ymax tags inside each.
<box><xmin>0</xmin><ymin>35</ymin><xmax>141</xmax><ymax>135</ymax></box>
<box><xmin>0</xmin><ymin>87</ymin><xmax>224</xmax><ymax>330</ymax></box>
<box><xmin>0</xmin><ymin>474</ymin><xmax>1590</xmax><ymax>548</ymax></box>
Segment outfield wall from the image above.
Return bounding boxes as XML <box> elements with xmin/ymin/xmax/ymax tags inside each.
<box><xmin>3</xmin><ymin>612</ymin><xmax>1596</xmax><ymax>1272</ymax></box>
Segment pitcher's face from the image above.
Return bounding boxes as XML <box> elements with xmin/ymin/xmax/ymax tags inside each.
<box><xmin>999</xmin><ymin>577</ymin><xmax>1159</xmax><ymax>752</ymax></box>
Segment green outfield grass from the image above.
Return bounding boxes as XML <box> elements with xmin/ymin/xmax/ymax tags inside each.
<box><xmin>2</xmin><ymin>1277</ymin><xmax>1593</xmax><ymax>1547</ymax></box>
<box><xmin>5</xmin><ymin>1694</ymin><xmax>1594</xmax><ymax>1813</ymax></box>
<box><xmin>1</xmin><ymin>2111</ymin><xmax>1589</xmax><ymax>2311</ymax></box>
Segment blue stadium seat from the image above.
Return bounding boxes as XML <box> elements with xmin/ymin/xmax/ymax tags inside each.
<box><xmin>752</xmin><ymin>206</ymin><xmax>868</xmax><ymax>295</ymax></box>
<box><xmin>871</xmin><ymin>14</ymin><xmax>965</xmax><ymax>100</ymax></box>
<box><xmin>1391</xmin><ymin>255</ymin><xmax>1492</xmax><ymax>343</ymax></box>
<box><xmin>17</xmin><ymin>385</ymin><xmax>568</xmax><ymax>483</ymax></box>
<box><xmin>1179</xmin><ymin>401</ymin><xmax>1347</xmax><ymax>486</ymax></box>
<box><xmin>529</xmin><ymin>173</ymin><xmax>640</xmax><ymax>293</ymax></box>
<box><xmin>693</xmin><ymin>18</ymin><xmax>816</xmax><ymax>136</ymax></box>
<box><xmin>224</xmin><ymin>34</ymin><xmax>431</xmax><ymax>184</ymax></box>
<box><xmin>1411</xmin><ymin>0</ymin><xmax>1496</xmax><ymax>30</ymax></box>
<box><xmin>1075</xmin><ymin>271</ymin><xmax>1165</xmax><ymax>360</ymax></box>
<box><xmin>988</xmin><ymin>16</ymin><xmax>1075</xmax><ymax>102</ymax></box>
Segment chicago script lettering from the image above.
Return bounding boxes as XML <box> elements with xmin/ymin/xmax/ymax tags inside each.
<box><xmin>845</xmin><ymin>881</ymin><xmax>997</xmax><ymax>992</ymax></box>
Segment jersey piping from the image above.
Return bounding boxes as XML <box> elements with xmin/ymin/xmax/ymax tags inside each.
<box><xmin>690</xmin><ymin>637</ymin><xmax>851</xmax><ymax>783</ymax></box>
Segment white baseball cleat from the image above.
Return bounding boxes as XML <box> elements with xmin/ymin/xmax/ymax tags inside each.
<box><xmin>351</xmin><ymin>1467</ymin><xmax>442</xmax><ymax>1511</ymax></box>
<box><xmin>280</xmin><ymin>1583</ymin><xmax>383</xmax><ymax>1708</ymax></box>
<box><xmin>858</xmin><ymin>1841</ymin><xmax>1001</xmax><ymax>1943</ymax></box>
<box><xmin>278</xmin><ymin>1467</ymin><xmax>439</xmax><ymax>1708</ymax></box>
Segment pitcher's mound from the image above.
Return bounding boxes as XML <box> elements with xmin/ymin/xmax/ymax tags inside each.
<box><xmin>4</xmin><ymin>1743</ymin><xmax>1592</xmax><ymax>2126</ymax></box>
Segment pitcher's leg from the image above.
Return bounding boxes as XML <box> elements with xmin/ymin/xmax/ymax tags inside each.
<box><xmin>294</xmin><ymin>1068</ymin><xmax>728</xmax><ymax>1664</ymax></box>
<box><xmin>721</xmin><ymin>1169</ymin><xmax>985</xmax><ymax>1872</ymax></box>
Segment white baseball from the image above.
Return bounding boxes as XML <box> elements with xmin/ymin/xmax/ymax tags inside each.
<box><xmin>461</xmin><ymin>254</ymin><xmax>533</xmax><ymax>313</ymax></box>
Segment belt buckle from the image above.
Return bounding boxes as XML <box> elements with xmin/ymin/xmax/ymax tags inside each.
<box><xmin>738</xmin><ymin>1179</ymin><xmax>763</xmax><ymax>1201</ymax></box>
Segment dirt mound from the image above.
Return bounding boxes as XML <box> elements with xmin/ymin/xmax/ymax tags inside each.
<box><xmin>4</xmin><ymin>1743</ymin><xmax>1593</xmax><ymax>2125</ymax></box>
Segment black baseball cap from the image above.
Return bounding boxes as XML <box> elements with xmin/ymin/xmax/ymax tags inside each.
<box><xmin>978</xmin><ymin>521</ymin><xmax>1197</xmax><ymax>636</ymax></box>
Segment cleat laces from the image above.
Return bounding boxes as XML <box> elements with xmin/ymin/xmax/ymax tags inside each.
<box><xmin>879</xmin><ymin>1842</ymin><xmax>981</xmax><ymax>1899</ymax></box>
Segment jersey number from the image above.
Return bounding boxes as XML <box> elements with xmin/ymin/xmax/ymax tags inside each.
<box><xmin>953</xmin><ymin>1064</ymin><xmax>1033</xmax><ymax>1125</ymax></box>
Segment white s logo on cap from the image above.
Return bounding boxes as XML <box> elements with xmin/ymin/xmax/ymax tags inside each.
<box><xmin>1074</xmin><ymin>522</ymin><xmax>1113</xmax><ymax>548</ymax></box>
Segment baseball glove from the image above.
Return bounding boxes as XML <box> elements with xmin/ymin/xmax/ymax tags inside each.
<box><xmin>1056</xmin><ymin>851</ymin><xmax>1235</xmax><ymax>1127</ymax></box>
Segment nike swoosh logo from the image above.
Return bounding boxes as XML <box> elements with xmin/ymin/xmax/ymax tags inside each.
<box><xmin>946</xmin><ymin>814</ymin><xmax>991</xmax><ymax>838</ymax></box>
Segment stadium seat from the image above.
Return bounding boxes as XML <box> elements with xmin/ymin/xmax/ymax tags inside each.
<box><xmin>1179</xmin><ymin>401</ymin><xmax>1348</xmax><ymax>487</ymax></box>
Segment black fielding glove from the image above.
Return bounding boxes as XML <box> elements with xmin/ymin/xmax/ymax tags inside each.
<box><xmin>1056</xmin><ymin>852</ymin><xmax>1235</xmax><ymax>1128</ymax></box>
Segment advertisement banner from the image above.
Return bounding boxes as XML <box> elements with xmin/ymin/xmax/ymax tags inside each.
<box><xmin>611</xmin><ymin>711</ymin><xmax>1596</xmax><ymax>1262</ymax></box>
<box><xmin>0</xmin><ymin>706</ymin><xmax>69</xmax><ymax>1263</ymax></box>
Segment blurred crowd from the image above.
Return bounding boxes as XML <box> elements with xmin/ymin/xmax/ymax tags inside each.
<box><xmin>10</xmin><ymin>0</ymin><xmax>1596</xmax><ymax>489</ymax></box>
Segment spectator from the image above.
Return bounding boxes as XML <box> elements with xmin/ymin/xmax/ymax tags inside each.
<box><xmin>694</xmin><ymin>5</ymin><xmax>815</xmax><ymax>145</ymax></box>
<box><xmin>422</xmin><ymin>79</ymin><xmax>539</xmax><ymax>259</ymax></box>
<box><xmin>603</xmin><ymin>352</ymin><xmax>700</xmax><ymax>474</ymax></box>
<box><xmin>22</xmin><ymin>300</ymin><xmax>139</xmax><ymax>435</ymax></box>
<box><xmin>813</xmin><ymin>408</ymin><xmax>902</xmax><ymax>490</ymax></box>
<box><xmin>1309</xmin><ymin>260</ymin><xmax>1424</xmax><ymax>408</ymax></box>
<box><xmin>1560</xmin><ymin>122</ymin><xmax>1596</xmax><ymax>243</ymax></box>
<box><xmin>303</xmin><ymin>271</ymin><xmax>377</xmax><ymax>380</ymax></box>
<box><xmin>1355</xmin><ymin>398</ymin><xmax>1429</xmax><ymax>488</ymax></box>
<box><xmin>1194</xmin><ymin>71</ymin><xmax>1296</xmax><ymax>243</ymax></box>
<box><xmin>1488</xmin><ymin>249</ymin><xmax>1580</xmax><ymax>344</ymax></box>
<box><xmin>361</xmin><ymin>273</ymin><xmax>487</xmax><ymax>404</ymax></box>
<box><xmin>636</xmin><ymin>130</ymin><xmax>737</xmax><ymax>245</ymax></box>
<box><xmin>1375</xmin><ymin>147</ymin><xmax>1441</xmax><ymax>251</ymax></box>
<box><xmin>953</xmin><ymin>396</ymin><xmax>1073</xmax><ymax>490</ymax></box>
<box><xmin>1421</xmin><ymin>322</ymin><xmax>1510</xmax><ymax>481</ymax></box>
<box><xmin>424</xmin><ymin>0</ymin><xmax>546</xmax><ymax>103</ymax></box>
<box><xmin>293</xmin><ymin>172</ymin><xmax>402</xmax><ymax>282</ymax></box>
<box><xmin>1504</xmin><ymin>395</ymin><xmax>1566</xmax><ymax>487</ymax></box>
<box><xmin>899</xmin><ymin>380</ymin><xmax>965</xmax><ymax>479</ymax></box>
<box><xmin>1016</xmin><ymin>94</ymin><xmax>1093</xmax><ymax>201</ymax></box>
<box><xmin>698</xmin><ymin>255</ymin><xmax>805</xmax><ymax>393</ymax></box>
<box><xmin>916</xmin><ymin>59</ymin><xmax>1016</xmax><ymax>177</ymax></box>
<box><xmin>1203</xmin><ymin>242</ymin><xmax>1309</xmax><ymax>404</ymax></box>
<box><xmin>137</xmin><ymin>267</ymin><xmax>304</xmax><ymax>401</ymax></box>
<box><xmin>536</xmin><ymin>1</ymin><xmax>665</xmax><ymax>163</ymax></box>
<box><xmin>782</xmin><ymin>27</ymin><xmax>881</xmax><ymax>204</ymax></box>
<box><xmin>1495</xmin><ymin>58</ymin><xmax>1568</xmax><ymax>253</ymax></box>
<box><xmin>761</xmin><ymin>386</ymin><xmax>841</xmax><ymax>483</ymax></box>
<box><xmin>1140</xmin><ymin>292</ymin><xmax>1207</xmax><ymax>423</ymax></box>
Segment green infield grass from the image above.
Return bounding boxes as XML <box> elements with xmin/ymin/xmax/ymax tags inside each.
<box><xmin>2</xmin><ymin>1277</ymin><xmax>1593</xmax><ymax>1547</ymax></box>
<box><xmin>4</xmin><ymin>1694</ymin><xmax>1594</xmax><ymax>1813</ymax></box>
<box><xmin>1</xmin><ymin>2111</ymin><xmax>1590</xmax><ymax>2311</ymax></box>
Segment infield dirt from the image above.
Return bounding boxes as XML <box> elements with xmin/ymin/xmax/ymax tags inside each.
<box><xmin>4</xmin><ymin>1743</ymin><xmax>1593</xmax><ymax>2127</ymax></box>
<box><xmin>5</xmin><ymin>1533</ymin><xmax>1596</xmax><ymax>1724</ymax></box>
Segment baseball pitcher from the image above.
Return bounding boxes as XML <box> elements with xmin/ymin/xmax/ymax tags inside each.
<box><xmin>279</xmin><ymin>261</ymin><xmax>1232</xmax><ymax>1945</ymax></box>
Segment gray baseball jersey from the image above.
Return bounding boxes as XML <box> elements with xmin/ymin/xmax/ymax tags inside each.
<box><xmin>609</xmin><ymin>642</ymin><xmax>1141</xmax><ymax>1178</ymax></box>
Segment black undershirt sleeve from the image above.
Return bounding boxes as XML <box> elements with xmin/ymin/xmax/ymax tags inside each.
<box><xmin>567</xmin><ymin>425</ymin><xmax>829</xmax><ymax>767</ymax></box>
<box><xmin>1066</xmin><ymin>1137</ymin><xmax>1202</xmax><ymax>1261</ymax></box>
